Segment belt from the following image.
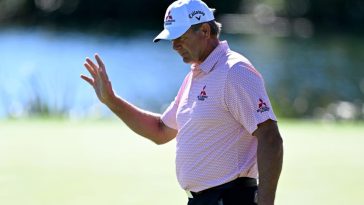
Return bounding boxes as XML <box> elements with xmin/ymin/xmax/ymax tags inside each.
<box><xmin>186</xmin><ymin>177</ymin><xmax>257</xmax><ymax>199</ymax></box>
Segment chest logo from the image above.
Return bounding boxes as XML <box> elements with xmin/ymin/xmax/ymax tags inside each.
<box><xmin>257</xmin><ymin>98</ymin><xmax>270</xmax><ymax>113</ymax></box>
<box><xmin>197</xmin><ymin>85</ymin><xmax>208</xmax><ymax>101</ymax></box>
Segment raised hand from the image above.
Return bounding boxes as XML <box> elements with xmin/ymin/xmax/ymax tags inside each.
<box><xmin>81</xmin><ymin>54</ymin><xmax>116</xmax><ymax>105</ymax></box>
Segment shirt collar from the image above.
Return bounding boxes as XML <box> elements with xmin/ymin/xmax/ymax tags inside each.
<box><xmin>191</xmin><ymin>41</ymin><xmax>230</xmax><ymax>74</ymax></box>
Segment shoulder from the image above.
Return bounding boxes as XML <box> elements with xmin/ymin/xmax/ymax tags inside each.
<box><xmin>223</xmin><ymin>49</ymin><xmax>247</xmax><ymax>66</ymax></box>
<box><xmin>221</xmin><ymin>49</ymin><xmax>261</xmax><ymax>76</ymax></box>
<box><xmin>225</xmin><ymin>56</ymin><xmax>262</xmax><ymax>86</ymax></box>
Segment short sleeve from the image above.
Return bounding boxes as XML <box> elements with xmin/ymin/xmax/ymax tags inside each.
<box><xmin>161</xmin><ymin>72</ymin><xmax>192</xmax><ymax>130</ymax></box>
<box><xmin>161</xmin><ymin>100</ymin><xmax>178</xmax><ymax>130</ymax></box>
<box><xmin>224</xmin><ymin>63</ymin><xmax>276</xmax><ymax>134</ymax></box>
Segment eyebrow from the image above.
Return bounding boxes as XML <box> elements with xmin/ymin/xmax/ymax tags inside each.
<box><xmin>175</xmin><ymin>33</ymin><xmax>187</xmax><ymax>41</ymax></box>
<box><xmin>179</xmin><ymin>29</ymin><xmax>192</xmax><ymax>39</ymax></box>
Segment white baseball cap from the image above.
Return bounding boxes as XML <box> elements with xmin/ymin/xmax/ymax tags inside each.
<box><xmin>153</xmin><ymin>0</ymin><xmax>215</xmax><ymax>43</ymax></box>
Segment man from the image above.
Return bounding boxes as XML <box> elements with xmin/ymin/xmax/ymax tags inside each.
<box><xmin>81</xmin><ymin>0</ymin><xmax>283</xmax><ymax>204</ymax></box>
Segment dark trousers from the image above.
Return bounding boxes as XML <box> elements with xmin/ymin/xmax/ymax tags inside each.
<box><xmin>187</xmin><ymin>177</ymin><xmax>258</xmax><ymax>205</ymax></box>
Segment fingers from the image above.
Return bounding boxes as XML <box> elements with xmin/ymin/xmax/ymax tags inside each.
<box><xmin>86</xmin><ymin>57</ymin><xmax>98</xmax><ymax>71</ymax></box>
<box><xmin>80</xmin><ymin>74</ymin><xmax>94</xmax><ymax>86</ymax></box>
<box><xmin>95</xmin><ymin>54</ymin><xmax>105</xmax><ymax>69</ymax></box>
<box><xmin>94</xmin><ymin>54</ymin><xmax>109</xmax><ymax>80</ymax></box>
<box><xmin>84</xmin><ymin>62</ymin><xmax>97</xmax><ymax>79</ymax></box>
<box><xmin>82</xmin><ymin>53</ymin><xmax>110</xmax><ymax>84</ymax></box>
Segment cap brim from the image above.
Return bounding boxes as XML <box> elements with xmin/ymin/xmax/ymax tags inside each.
<box><xmin>153</xmin><ymin>25</ymin><xmax>190</xmax><ymax>43</ymax></box>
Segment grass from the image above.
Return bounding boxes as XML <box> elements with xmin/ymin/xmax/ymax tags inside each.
<box><xmin>0</xmin><ymin>119</ymin><xmax>363</xmax><ymax>205</ymax></box>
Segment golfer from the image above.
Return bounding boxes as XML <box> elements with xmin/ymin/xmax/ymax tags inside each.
<box><xmin>81</xmin><ymin>0</ymin><xmax>283</xmax><ymax>204</ymax></box>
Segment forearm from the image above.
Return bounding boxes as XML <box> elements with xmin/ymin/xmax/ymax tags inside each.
<box><xmin>257</xmin><ymin>132</ymin><xmax>283</xmax><ymax>205</ymax></box>
<box><xmin>105</xmin><ymin>95</ymin><xmax>174</xmax><ymax>144</ymax></box>
<box><xmin>81</xmin><ymin>54</ymin><xmax>176</xmax><ymax>144</ymax></box>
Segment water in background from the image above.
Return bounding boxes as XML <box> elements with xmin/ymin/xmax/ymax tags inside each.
<box><xmin>0</xmin><ymin>27</ymin><xmax>363</xmax><ymax>119</ymax></box>
<box><xmin>0</xmin><ymin>28</ymin><xmax>188</xmax><ymax>118</ymax></box>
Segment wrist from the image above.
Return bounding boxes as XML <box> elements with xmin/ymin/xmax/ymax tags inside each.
<box><xmin>104</xmin><ymin>94</ymin><xmax>120</xmax><ymax>111</ymax></box>
<box><xmin>257</xmin><ymin>197</ymin><xmax>275</xmax><ymax>205</ymax></box>
<box><xmin>257</xmin><ymin>188</ymin><xmax>276</xmax><ymax>205</ymax></box>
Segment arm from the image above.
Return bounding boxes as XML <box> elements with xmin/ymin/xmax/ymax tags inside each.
<box><xmin>80</xmin><ymin>54</ymin><xmax>177</xmax><ymax>145</ymax></box>
<box><xmin>253</xmin><ymin>119</ymin><xmax>283</xmax><ymax>205</ymax></box>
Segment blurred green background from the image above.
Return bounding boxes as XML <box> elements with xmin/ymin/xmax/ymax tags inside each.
<box><xmin>0</xmin><ymin>0</ymin><xmax>363</xmax><ymax>204</ymax></box>
<box><xmin>1</xmin><ymin>119</ymin><xmax>364</xmax><ymax>205</ymax></box>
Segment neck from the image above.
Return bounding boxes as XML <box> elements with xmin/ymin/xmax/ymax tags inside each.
<box><xmin>197</xmin><ymin>38</ymin><xmax>220</xmax><ymax>64</ymax></box>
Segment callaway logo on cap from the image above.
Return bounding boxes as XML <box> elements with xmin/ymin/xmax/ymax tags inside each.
<box><xmin>153</xmin><ymin>0</ymin><xmax>215</xmax><ymax>42</ymax></box>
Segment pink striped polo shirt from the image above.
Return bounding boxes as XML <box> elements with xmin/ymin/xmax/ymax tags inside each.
<box><xmin>161</xmin><ymin>41</ymin><xmax>276</xmax><ymax>192</ymax></box>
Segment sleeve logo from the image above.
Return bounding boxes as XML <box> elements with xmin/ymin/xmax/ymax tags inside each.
<box><xmin>257</xmin><ymin>98</ymin><xmax>270</xmax><ymax>113</ymax></box>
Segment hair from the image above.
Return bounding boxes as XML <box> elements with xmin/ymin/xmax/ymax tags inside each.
<box><xmin>190</xmin><ymin>20</ymin><xmax>222</xmax><ymax>38</ymax></box>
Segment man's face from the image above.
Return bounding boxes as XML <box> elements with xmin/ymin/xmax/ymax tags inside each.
<box><xmin>172</xmin><ymin>27</ymin><xmax>206</xmax><ymax>64</ymax></box>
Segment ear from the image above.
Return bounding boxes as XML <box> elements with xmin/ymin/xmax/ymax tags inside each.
<box><xmin>200</xmin><ymin>23</ymin><xmax>211</xmax><ymax>38</ymax></box>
